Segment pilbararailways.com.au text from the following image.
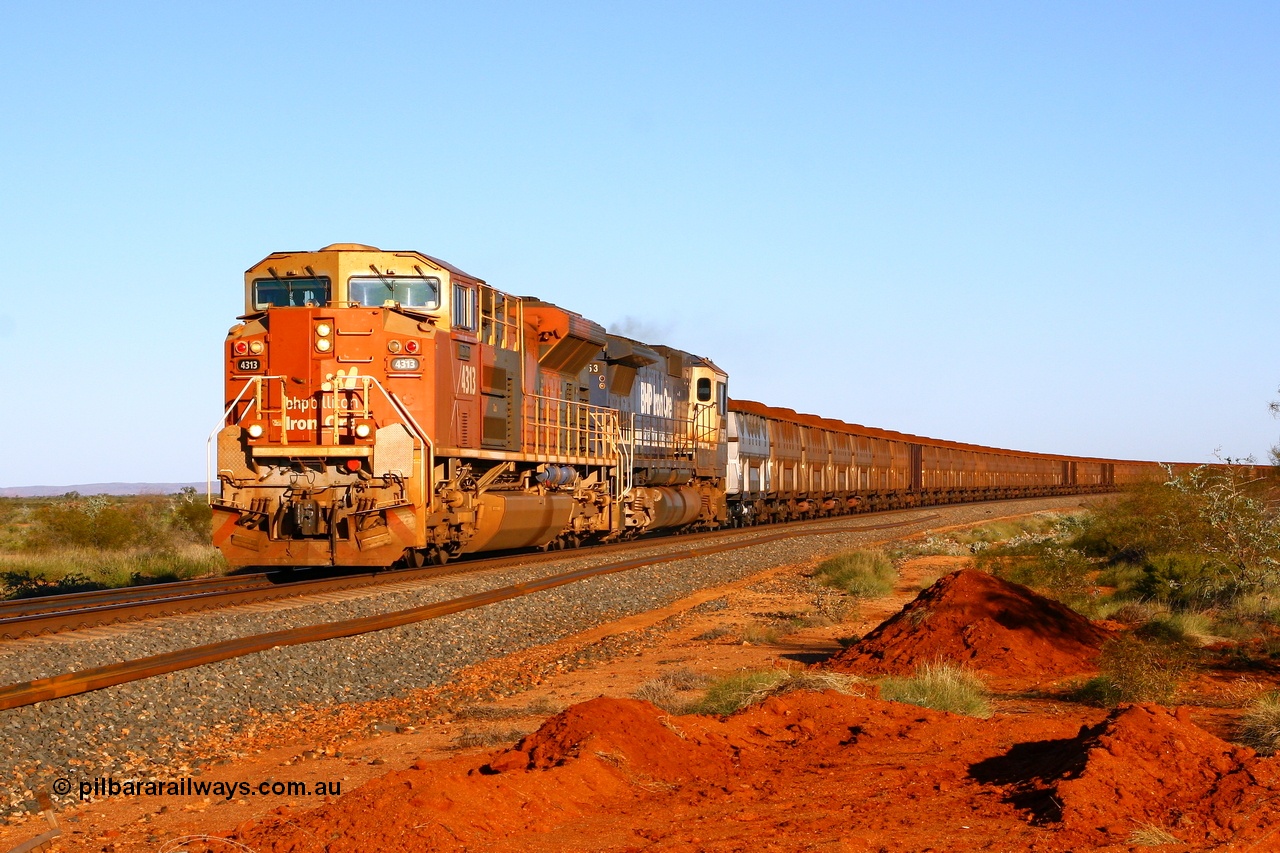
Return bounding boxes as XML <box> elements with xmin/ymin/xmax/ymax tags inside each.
<box><xmin>54</xmin><ymin>776</ymin><xmax>341</xmax><ymax>801</ymax></box>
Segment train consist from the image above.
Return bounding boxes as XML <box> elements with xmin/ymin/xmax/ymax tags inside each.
<box><xmin>211</xmin><ymin>244</ymin><xmax>1164</xmax><ymax>568</ymax></box>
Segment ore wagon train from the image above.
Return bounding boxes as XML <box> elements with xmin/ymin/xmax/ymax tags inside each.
<box><xmin>210</xmin><ymin>244</ymin><xmax>1164</xmax><ymax>568</ymax></box>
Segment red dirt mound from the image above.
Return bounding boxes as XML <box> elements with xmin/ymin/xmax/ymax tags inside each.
<box><xmin>828</xmin><ymin>569</ymin><xmax>1110</xmax><ymax>684</ymax></box>
<box><xmin>487</xmin><ymin>696</ymin><xmax>728</xmax><ymax>781</ymax></box>
<box><xmin>211</xmin><ymin>690</ymin><xmax>1078</xmax><ymax>853</ymax></box>
<box><xmin>1054</xmin><ymin>703</ymin><xmax>1280</xmax><ymax>847</ymax></box>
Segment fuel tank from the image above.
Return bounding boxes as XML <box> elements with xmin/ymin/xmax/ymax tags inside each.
<box><xmin>632</xmin><ymin>485</ymin><xmax>703</xmax><ymax>530</ymax></box>
<box><xmin>461</xmin><ymin>492</ymin><xmax>574</xmax><ymax>553</ymax></box>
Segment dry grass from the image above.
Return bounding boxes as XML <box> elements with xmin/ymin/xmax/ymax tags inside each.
<box><xmin>1239</xmin><ymin>693</ymin><xmax>1280</xmax><ymax>755</ymax></box>
<box><xmin>452</xmin><ymin>727</ymin><xmax>529</xmax><ymax>749</ymax></box>
<box><xmin>631</xmin><ymin>669</ymin><xmax>714</xmax><ymax>713</ymax></box>
<box><xmin>688</xmin><ymin>669</ymin><xmax>866</xmax><ymax>716</ymax></box>
<box><xmin>879</xmin><ymin>662</ymin><xmax>991</xmax><ymax>719</ymax></box>
<box><xmin>740</xmin><ymin>623</ymin><xmax>780</xmax><ymax>645</ymax></box>
<box><xmin>1074</xmin><ymin>634</ymin><xmax>1194</xmax><ymax>706</ymax></box>
<box><xmin>454</xmin><ymin>698</ymin><xmax>556</xmax><ymax>721</ymax></box>
<box><xmin>1129</xmin><ymin>824</ymin><xmax>1182</xmax><ymax>845</ymax></box>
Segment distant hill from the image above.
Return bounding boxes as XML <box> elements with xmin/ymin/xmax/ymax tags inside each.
<box><xmin>0</xmin><ymin>482</ymin><xmax>208</xmax><ymax>498</ymax></box>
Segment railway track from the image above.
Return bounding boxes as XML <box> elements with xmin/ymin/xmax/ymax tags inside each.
<box><xmin>0</xmin><ymin>507</ymin><xmax>961</xmax><ymax>640</ymax></box>
<box><xmin>0</xmin><ymin>508</ymin><xmax>955</xmax><ymax>712</ymax></box>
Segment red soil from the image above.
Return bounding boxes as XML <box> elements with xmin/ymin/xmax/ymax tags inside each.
<box><xmin>1054</xmin><ymin>703</ymin><xmax>1280</xmax><ymax>847</ymax></box>
<box><xmin>201</xmin><ymin>691</ymin><xmax>1280</xmax><ymax>853</ymax></box>
<box><xmin>208</xmin><ymin>691</ymin><xmax>1071</xmax><ymax>852</ymax></box>
<box><xmin>25</xmin><ymin>517</ymin><xmax>1280</xmax><ymax>853</ymax></box>
<box><xmin>828</xmin><ymin>569</ymin><xmax>1111</xmax><ymax>686</ymax></box>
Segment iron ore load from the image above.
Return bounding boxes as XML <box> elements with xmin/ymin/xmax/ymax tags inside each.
<box><xmin>211</xmin><ymin>244</ymin><xmax>1162</xmax><ymax>568</ymax></box>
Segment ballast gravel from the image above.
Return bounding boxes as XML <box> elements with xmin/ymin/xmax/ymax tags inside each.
<box><xmin>0</xmin><ymin>497</ymin><xmax>1093</xmax><ymax>814</ymax></box>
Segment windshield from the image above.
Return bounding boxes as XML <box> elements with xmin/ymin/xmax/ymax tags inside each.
<box><xmin>349</xmin><ymin>276</ymin><xmax>441</xmax><ymax>309</ymax></box>
<box><xmin>252</xmin><ymin>277</ymin><xmax>331</xmax><ymax>309</ymax></box>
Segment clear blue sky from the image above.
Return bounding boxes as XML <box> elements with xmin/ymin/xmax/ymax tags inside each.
<box><xmin>1</xmin><ymin>1</ymin><xmax>1277</xmax><ymax>487</ymax></box>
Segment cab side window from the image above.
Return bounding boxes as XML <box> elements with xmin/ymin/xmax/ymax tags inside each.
<box><xmin>453</xmin><ymin>283</ymin><xmax>477</xmax><ymax>331</ymax></box>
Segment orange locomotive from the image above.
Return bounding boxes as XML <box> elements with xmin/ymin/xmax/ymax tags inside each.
<box><xmin>211</xmin><ymin>244</ymin><xmax>1167</xmax><ymax>569</ymax></box>
<box><xmin>211</xmin><ymin>244</ymin><xmax>727</xmax><ymax>568</ymax></box>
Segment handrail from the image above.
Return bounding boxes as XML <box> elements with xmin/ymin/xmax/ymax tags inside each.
<box><xmin>205</xmin><ymin>376</ymin><xmax>287</xmax><ymax>502</ymax></box>
<box><xmin>313</xmin><ymin>373</ymin><xmax>434</xmax><ymax>512</ymax></box>
<box><xmin>205</xmin><ymin>375</ymin><xmax>433</xmax><ymax>513</ymax></box>
<box><xmin>522</xmin><ymin>392</ymin><xmax>620</xmax><ymax>459</ymax></box>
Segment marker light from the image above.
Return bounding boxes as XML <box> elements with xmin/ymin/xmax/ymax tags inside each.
<box><xmin>345</xmin><ymin>459</ymin><xmax>362</xmax><ymax>472</ymax></box>
<box><xmin>316</xmin><ymin>323</ymin><xmax>332</xmax><ymax>337</ymax></box>
<box><xmin>387</xmin><ymin>340</ymin><xmax>402</xmax><ymax>353</ymax></box>
<box><xmin>404</xmin><ymin>340</ymin><xmax>420</xmax><ymax>354</ymax></box>
<box><xmin>233</xmin><ymin>341</ymin><xmax>249</xmax><ymax>355</ymax></box>
<box><xmin>315</xmin><ymin>338</ymin><xmax>332</xmax><ymax>353</ymax></box>
<box><xmin>354</xmin><ymin>423</ymin><xmax>372</xmax><ymax>438</ymax></box>
<box><xmin>249</xmin><ymin>340</ymin><xmax>264</xmax><ymax>354</ymax></box>
<box><xmin>246</xmin><ymin>423</ymin><xmax>264</xmax><ymax>438</ymax></box>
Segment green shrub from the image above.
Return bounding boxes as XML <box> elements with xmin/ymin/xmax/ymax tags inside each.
<box><xmin>1094</xmin><ymin>561</ymin><xmax>1147</xmax><ymax>593</ymax></box>
<box><xmin>1072</xmin><ymin>675</ymin><xmax>1125</xmax><ymax>707</ymax></box>
<box><xmin>981</xmin><ymin>545</ymin><xmax>1095</xmax><ymax>607</ymax></box>
<box><xmin>814</xmin><ymin>550</ymin><xmax>896</xmax><ymax>599</ymax></box>
<box><xmin>1079</xmin><ymin>634</ymin><xmax>1194</xmax><ymax>706</ymax></box>
<box><xmin>879</xmin><ymin>662</ymin><xmax>991</xmax><ymax>718</ymax></box>
<box><xmin>1</xmin><ymin>491</ymin><xmax>222</xmax><ymax>598</ymax></box>
<box><xmin>20</xmin><ymin>491</ymin><xmax>212</xmax><ymax>552</ymax></box>
<box><xmin>1094</xmin><ymin>600</ymin><xmax>1161</xmax><ymax>623</ymax></box>
<box><xmin>1076</xmin><ymin>468</ymin><xmax>1280</xmax><ymax>600</ymax></box>
<box><xmin>1136</xmin><ymin>553</ymin><xmax>1234</xmax><ymax>609</ymax></box>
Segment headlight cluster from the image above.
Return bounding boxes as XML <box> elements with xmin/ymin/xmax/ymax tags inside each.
<box><xmin>315</xmin><ymin>322</ymin><xmax>332</xmax><ymax>353</ymax></box>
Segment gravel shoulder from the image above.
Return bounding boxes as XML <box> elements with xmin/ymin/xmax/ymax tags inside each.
<box><xmin>0</xmin><ymin>496</ymin><xmax>1102</xmax><ymax>849</ymax></box>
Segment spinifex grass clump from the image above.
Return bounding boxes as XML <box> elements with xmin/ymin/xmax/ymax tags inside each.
<box><xmin>687</xmin><ymin>670</ymin><xmax>865</xmax><ymax>716</ymax></box>
<box><xmin>814</xmin><ymin>550</ymin><xmax>896</xmax><ymax>599</ymax></box>
<box><xmin>878</xmin><ymin>661</ymin><xmax>992</xmax><ymax>719</ymax></box>
<box><xmin>631</xmin><ymin>669</ymin><xmax>713</xmax><ymax>714</ymax></box>
<box><xmin>1239</xmin><ymin>692</ymin><xmax>1280</xmax><ymax>755</ymax></box>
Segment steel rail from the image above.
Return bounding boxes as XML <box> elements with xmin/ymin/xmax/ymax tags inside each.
<box><xmin>0</xmin><ymin>503</ymin><xmax>958</xmax><ymax>639</ymax></box>
<box><xmin>0</xmin><ymin>513</ymin><xmax>941</xmax><ymax>712</ymax></box>
<box><xmin>0</xmin><ymin>574</ymin><xmax>270</xmax><ymax>617</ymax></box>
